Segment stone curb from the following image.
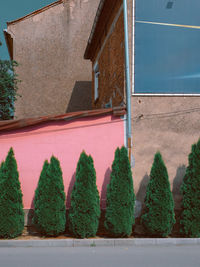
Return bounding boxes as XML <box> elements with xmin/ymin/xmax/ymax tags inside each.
<box><xmin>0</xmin><ymin>238</ymin><xmax>200</xmax><ymax>248</ymax></box>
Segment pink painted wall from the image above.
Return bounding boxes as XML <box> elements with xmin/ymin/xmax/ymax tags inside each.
<box><xmin>0</xmin><ymin>115</ymin><xmax>124</xmax><ymax>209</ymax></box>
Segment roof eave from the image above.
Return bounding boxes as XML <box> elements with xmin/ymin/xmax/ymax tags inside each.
<box><xmin>0</xmin><ymin>106</ymin><xmax>126</xmax><ymax>133</ymax></box>
<box><xmin>3</xmin><ymin>30</ymin><xmax>13</xmax><ymax>60</ymax></box>
<box><xmin>7</xmin><ymin>0</ymin><xmax>63</xmax><ymax>26</ymax></box>
<box><xmin>84</xmin><ymin>42</ymin><xmax>92</xmax><ymax>60</ymax></box>
<box><xmin>84</xmin><ymin>0</ymin><xmax>106</xmax><ymax>60</ymax></box>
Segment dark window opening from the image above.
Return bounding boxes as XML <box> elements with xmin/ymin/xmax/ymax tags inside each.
<box><xmin>166</xmin><ymin>1</ymin><xmax>174</xmax><ymax>9</ymax></box>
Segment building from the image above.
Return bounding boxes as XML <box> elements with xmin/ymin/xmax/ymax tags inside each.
<box><xmin>4</xmin><ymin>0</ymin><xmax>100</xmax><ymax>119</ymax></box>
<box><xmin>84</xmin><ymin>0</ymin><xmax>200</xmax><ymax>212</ymax></box>
<box><xmin>0</xmin><ymin>106</ymin><xmax>125</xmax><ymax>224</ymax></box>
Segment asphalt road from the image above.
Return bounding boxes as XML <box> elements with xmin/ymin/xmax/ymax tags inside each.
<box><xmin>0</xmin><ymin>245</ymin><xmax>199</xmax><ymax>267</ymax></box>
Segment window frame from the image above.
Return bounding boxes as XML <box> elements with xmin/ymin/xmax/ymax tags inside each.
<box><xmin>94</xmin><ymin>61</ymin><xmax>100</xmax><ymax>101</ymax></box>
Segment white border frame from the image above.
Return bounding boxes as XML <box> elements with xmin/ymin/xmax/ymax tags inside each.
<box><xmin>132</xmin><ymin>93</ymin><xmax>200</xmax><ymax>96</ymax></box>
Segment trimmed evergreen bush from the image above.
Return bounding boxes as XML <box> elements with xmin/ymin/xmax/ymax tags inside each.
<box><xmin>180</xmin><ymin>140</ymin><xmax>200</xmax><ymax>237</ymax></box>
<box><xmin>33</xmin><ymin>156</ymin><xmax>66</xmax><ymax>236</ymax></box>
<box><xmin>33</xmin><ymin>160</ymin><xmax>49</xmax><ymax>227</ymax></box>
<box><xmin>0</xmin><ymin>148</ymin><xmax>24</xmax><ymax>238</ymax></box>
<box><xmin>69</xmin><ymin>151</ymin><xmax>100</xmax><ymax>238</ymax></box>
<box><xmin>104</xmin><ymin>146</ymin><xmax>135</xmax><ymax>237</ymax></box>
<box><xmin>141</xmin><ymin>152</ymin><xmax>175</xmax><ymax>237</ymax></box>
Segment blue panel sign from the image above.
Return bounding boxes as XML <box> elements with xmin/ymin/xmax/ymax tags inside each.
<box><xmin>135</xmin><ymin>0</ymin><xmax>200</xmax><ymax>93</ymax></box>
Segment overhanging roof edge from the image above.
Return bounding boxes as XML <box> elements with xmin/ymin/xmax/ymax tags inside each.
<box><xmin>7</xmin><ymin>0</ymin><xmax>63</xmax><ymax>26</ymax></box>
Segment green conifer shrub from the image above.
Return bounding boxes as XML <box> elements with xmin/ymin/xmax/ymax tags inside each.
<box><xmin>180</xmin><ymin>140</ymin><xmax>200</xmax><ymax>237</ymax></box>
<box><xmin>33</xmin><ymin>156</ymin><xmax>66</xmax><ymax>236</ymax></box>
<box><xmin>141</xmin><ymin>152</ymin><xmax>175</xmax><ymax>237</ymax></box>
<box><xmin>33</xmin><ymin>160</ymin><xmax>49</xmax><ymax>227</ymax></box>
<box><xmin>69</xmin><ymin>151</ymin><xmax>100</xmax><ymax>238</ymax></box>
<box><xmin>104</xmin><ymin>146</ymin><xmax>135</xmax><ymax>237</ymax></box>
<box><xmin>0</xmin><ymin>148</ymin><xmax>24</xmax><ymax>238</ymax></box>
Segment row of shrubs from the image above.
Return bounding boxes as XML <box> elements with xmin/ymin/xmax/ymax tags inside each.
<box><xmin>0</xmin><ymin>139</ymin><xmax>200</xmax><ymax>239</ymax></box>
<box><xmin>142</xmin><ymin>139</ymin><xmax>200</xmax><ymax>238</ymax></box>
<box><xmin>0</xmin><ymin>146</ymin><xmax>134</xmax><ymax>238</ymax></box>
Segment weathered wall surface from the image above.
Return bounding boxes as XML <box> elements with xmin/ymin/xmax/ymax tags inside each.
<box><xmin>91</xmin><ymin>3</ymin><xmax>125</xmax><ymax>109</ymax></box>
<box><xmin>132</xmin><ymin>96</ymin><xmax>200</xmax><ymax>210</ymax></box>
<box><xmin>0</xmin><ymin>114</ymin><xmax>125</xmax><ymax>210</ymax></box>
<box><xmin>8</xmin><ymin>0</ymin><xmax>100</xmax><ymax>119</ymax></box>
<box><xmin>90</xmin><ymin>0</ymin><xmax>133</xmax><ymax>109</ymax></box>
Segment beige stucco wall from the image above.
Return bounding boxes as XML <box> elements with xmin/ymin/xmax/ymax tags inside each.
<box><xmin>132</xmin><ymin>96</ymin><xmax>200</xmax><ymax>210</ymax></box>
<box><xmin>8</xmin><ymin>0</ymin><xmax>100</xmax><ymax>119</ymax></box>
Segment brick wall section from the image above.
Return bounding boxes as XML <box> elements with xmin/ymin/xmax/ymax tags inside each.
<box><xmin>92</xmin><ymin>7</ymin><xmax>125</xmax><ymax>109</ymax></box>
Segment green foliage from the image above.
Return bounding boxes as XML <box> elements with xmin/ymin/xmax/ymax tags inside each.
<box><xmin>141</xmin><ymin>152</ymin><xmax>175</xmax><ymax>237</ymax></box>
<box><xmin>33</xmin><ymin>160</ymin><xmax>49</xmax><ymax>227</ymax></box>
<box><xmin>180</xmin><ymin>140</ymin><xmax>200</xmax><ymax>237</ymax></box>
<box><xmin>69</xmin><ymin>151</ymin><xmax>100</xmax><ymax>238</ymax></box>
<box><xmin>0</xmin><ymin>148</ymin><xmax>24</xmax><ymax>238</ymax></box>
<box><xmin>0</xmin><ymin>59</ymin><xmax>20</xmax><ymax>120</ymax></box>
<box><xmin>33</xmin><ymin>156</ymin><xmax>66</xmax><ymax>236</ymax></box>
<box><xmin>105</xmin><ymin>147</ymin><xmax>135</xmax><ymax>237</ymax></box>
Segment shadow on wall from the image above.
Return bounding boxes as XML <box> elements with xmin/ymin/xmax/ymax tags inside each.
<box><xmin>136</xmin><ymin>173</ymin><xmax>150</xmax><ymax>205</ymax></box>
<box><xmin>66</xmin><ymin>81</ymin><xmax>92</xmax><ymax>113</ymax></box>
<box><xmin>101</xmin><ymin>168</ymin><xmax>111</xmax><ymax>209</ymax></box>
<box><xmin>136</xmin><ymin>166</ymin><xmax>186</xmax><ymax>210</ymax></box>
<box><xmin>66</xmin><ymin>172</ymin><xmax>76</xmax><ymax>209</ymax></box>
<box><xmin>172</xmin><ymin>165</ymin><xmax>186</xmax><ymax>210</ymax></box>
<box><xmin>26</xmin><ymin>190</ymin><xmax>36</xmax><ymax>227</ymax></box>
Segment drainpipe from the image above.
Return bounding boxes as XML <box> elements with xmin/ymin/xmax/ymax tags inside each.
<box><xmin>123</xmin><ymin>0</ymin><xmax>132</xmax><ymax>161</ymax></box>
<box><xmin>132</xmin><ymin>0</ymin><xmax>135</xmax><ymax>94</ymax></box>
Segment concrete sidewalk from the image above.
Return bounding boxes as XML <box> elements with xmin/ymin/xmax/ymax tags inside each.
<box><xmin>0</xmin><ymin>238</ymin><xmax>200</xmax><ymax>247</ymax></box>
